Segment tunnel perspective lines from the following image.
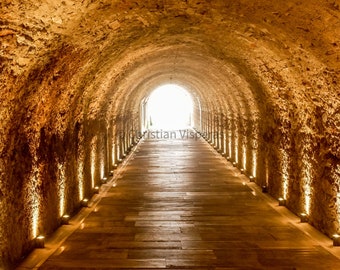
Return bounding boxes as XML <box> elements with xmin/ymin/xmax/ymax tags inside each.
<box><xmin>0</xmin><ymin>1</ymin><xmax>339</xmax><ymax>268</ymax></box>
<box><xmin>19</xmin><ymin>132</ymin><xmax>340</xmax><ymax>269</ymax></box>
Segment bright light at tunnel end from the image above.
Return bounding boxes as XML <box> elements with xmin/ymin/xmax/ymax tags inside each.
<box><xmin>146</xmin><ymin>84</ymin><xmax>193</xmax><ymax>131</ymax></box>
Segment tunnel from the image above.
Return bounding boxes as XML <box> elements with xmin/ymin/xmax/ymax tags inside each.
<box><xmin>0</xmin><ymin>0</ymin><xmax>340</xmax><ymax>269</ymax></box>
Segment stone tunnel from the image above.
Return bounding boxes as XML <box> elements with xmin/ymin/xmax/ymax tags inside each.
<box><xmin>0</xmin><ymin>0</ymin><xmax>339</xmax><ymax>269</ymax></box>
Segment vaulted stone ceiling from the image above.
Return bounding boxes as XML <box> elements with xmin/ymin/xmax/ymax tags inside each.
<box><xmin>0</xmin><ymin>0</ymin><xmax>339</xmax><ymax>268</ymax></box>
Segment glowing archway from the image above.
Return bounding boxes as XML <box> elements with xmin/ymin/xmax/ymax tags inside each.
<box><xmin>145</xmin><ymin>84</ymin><xmax>193</xmax><ymax>130</ymax></box>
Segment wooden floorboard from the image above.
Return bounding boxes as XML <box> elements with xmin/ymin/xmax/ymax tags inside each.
<box><xmin>37</xmin><ymin>132</ymin><xmax>340</xmax><ymax>269</ymax></box>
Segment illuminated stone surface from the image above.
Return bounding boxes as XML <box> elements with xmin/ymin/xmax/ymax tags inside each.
<box><xmin>0</xmin><ymin>1</ymin><xmax>339</xmax><ymax>268</ymax></box>
<box><xmin>31</xmin><ymin>135</ymin><xmax>340</xmax><ymax>269</ymax></box>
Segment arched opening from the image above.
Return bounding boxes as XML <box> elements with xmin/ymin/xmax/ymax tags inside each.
<box><xmin>2</xmin><ymin>1</ymin><xmax>340</xmax><ymax>268</ymax></box>
<box><xmin>144</xmin><ymin>84</ymin><xmax>194</xmax><ymax>131</ymax></box>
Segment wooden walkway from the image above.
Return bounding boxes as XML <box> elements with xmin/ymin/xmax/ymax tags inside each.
<box><xmin>30</xmin><ymin>132</ymin><xmax>340</xmax><ymax>269</ymax></box>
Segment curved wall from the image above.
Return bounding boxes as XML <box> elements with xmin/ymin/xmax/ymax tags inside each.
<box><xmin>0</xmin><ymin>1</ymin><xmax>339</xmax><ymax>268</ymax></box>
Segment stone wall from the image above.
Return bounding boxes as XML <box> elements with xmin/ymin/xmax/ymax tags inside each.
<box><xmin>0</xmin><ymin>0</ymin><xmax>339</xmax><ymax>268</ymax></box>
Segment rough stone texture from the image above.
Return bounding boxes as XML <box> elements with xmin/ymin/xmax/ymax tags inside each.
<box><xmin>0</xmin><ymin>0</ymin><xmax>339</xmax><ymax>269</ymax></box>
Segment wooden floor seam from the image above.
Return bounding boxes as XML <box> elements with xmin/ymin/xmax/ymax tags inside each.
<box><xmin>18</xmin><ymin>132</ymin><xmax>340</xmax><ymax>270</ymax></box>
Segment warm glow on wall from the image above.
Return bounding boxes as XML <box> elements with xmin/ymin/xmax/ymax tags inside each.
<box><xmin>31</xmin><ymin>195</ymin><xmax>39</xmax><ymax>239</ymax></box>
<box><xmin>228</xmin><ymin>130</ymin><xmax>232</xmax><ymax>158</ymax></box>
<box><xmin>305</xmin><ymin>184</ymin><xmax>311</xmax><ymax>215</ymax></box>
<box><xmin>223</xmin><ymin>131</ymin><xmax>227</xmax><ymax>154</ymax></box>
<box><xmin>302</xmin><ymin>169</ymin><xmax>312</xmax><ymax>215</ymax></box>
<box><xmin>99</xmin><ymin>150</ymin><xmax>105</xmax><ymax>180</ymax></box>
<box><xmin>231</xmin><ymin>119</ymin><xmax>239</xmax><ymax>164</ymax></box>
<box><xmin>280</xmin><ymin>149</ymin><xmax>289</xmax><ymax>199</ymax></box>
<box><xmin>112</xmin><ymin>143</ymin><xmax>116</xmax><ymax>165</ymax></box>
<box><xmin>301</xmin><ymin>139</ymin><xmax>313</xmax><ymax>215</ymax></box>
<box><xmin>234</xmin><ymin>131</ymin><xmax>239</xmax><ymax>164</ymax></box>
<box><xmin>90</xmin><ymin>136</ymin><xmax>97</xmax><ymax>188</ymax></box>
<box><xmin>29</xmin><ymin>167</ymin><xmax>41</xmax><ymax>239</ymax></box>
<box><xmin>335</xmin><ymin>165</ymin><xmax>340</xmax><ymax>227</ymax></box>
<box><xmin>242</xmin><ymin>144</ymin><xmax>247</xmax><ymax>170</ymax></box>
<box><xmin>252</xmin><ymin>150</ymin><xmax>257</xmax><ymax>178</ymax></box>
<box><xmin>57</xmin><ymin>162</ymin><xmax>66</xmax><ymax>217</ymax></box>
<box><xmin>251</xmin><ymin>121</ymin><xmax>259</xmax><ymax>178</ymax></box>
<box><xmin>265</xmin><ymin>157</ymin><xmax>269</xmax><ymax>186</ymax></box>
<box><xmin>78</xmin><ymin>159</ymin><xmax>84</xmax><ymax>201</ymax></box>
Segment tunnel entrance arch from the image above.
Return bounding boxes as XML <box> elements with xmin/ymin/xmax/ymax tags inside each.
<box><xmin>141</xmin><ymin>84</ymin><xmax>194</xmax><ymax>131</ymax></box>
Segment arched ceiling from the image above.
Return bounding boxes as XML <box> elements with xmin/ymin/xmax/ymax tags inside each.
<box><xmin>0</xmin><ymin>0</ymin><xmax>339</xmax><ymax>158</ymax></box>
<box><xmin>0</xmin><ymin>2</ymin><xmax>339</xmax><ymax>267</ymax></box>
